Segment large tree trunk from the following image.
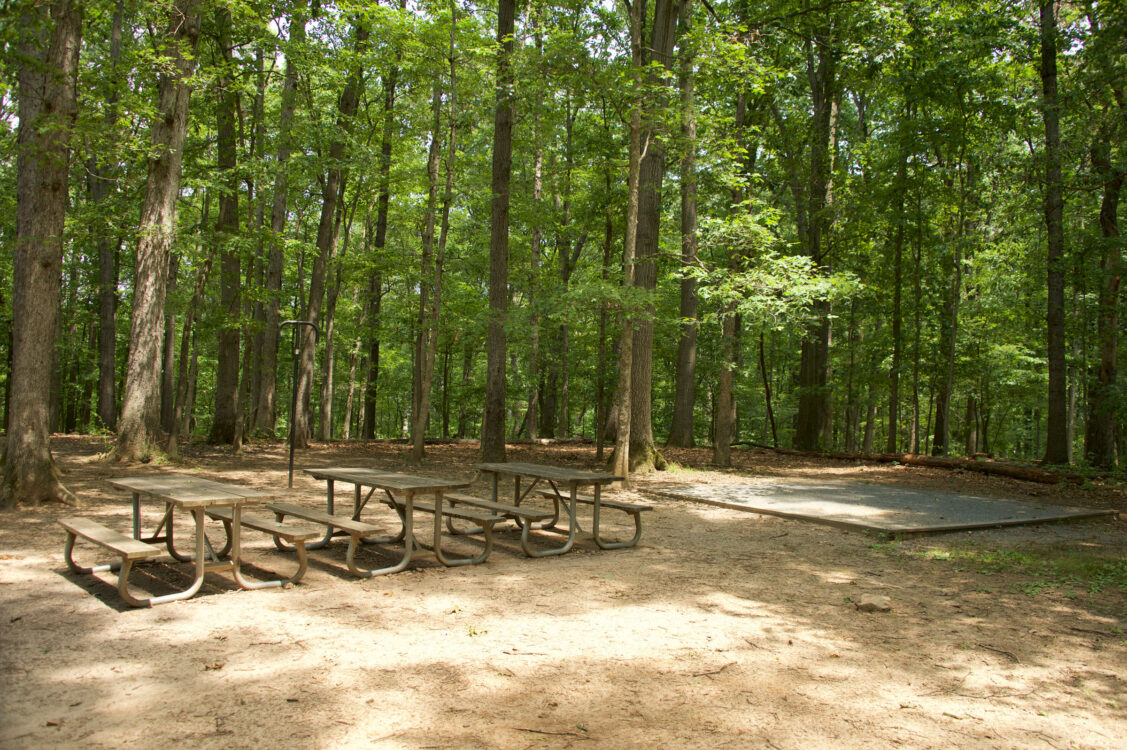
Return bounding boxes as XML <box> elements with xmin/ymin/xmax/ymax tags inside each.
<box><xmin>1085</xmin><ymin>135</ymin><xmax>1123</xmax><ymax>468</ymax></box>
<box><xmin>254</xmin><ymin>6</ymin><xmax>306</xmax><ymax>437</ymax></box>
<box><xmin>210</xmin><ymin>7</ymin><xmax>241</xmax><ymax>445</ymax></box>
<box><xmin>1</xmin><ymin>0</ymin><xmax>82</xmax><ymax>508</ymax></box>
<box><xmin>628</xmin><ymin>0</ymin><xmax>681</xmax><ymax>471</ymax></box>
<box><xmin>792</xmin><ymin>21</ymin><xmax>838</xmax><ymax>451</ymax></box>
<box><xmin>292</xmin><ymin>21</ymin><xmax>368</xmax><ymax>448</ymax></box>
<box><xmin>482</xmin><ymin>0</ymin><xmax>515</xmax><ymax>462</ymax></box>
<box><xmin>93</xmin><ymin>0</ymin><xmax>124</xmax><ymax>432</ymax></box>
<box><xmin>1040</xmin><ymin>0</ymin><xmax>1069</xmax><ymax>465</ymax></box>
<box><xmin>667</xmin><ymin>0</ymin><xmax>698</xmax><ymax>449</ymax></box>
<box><xmin>115</xmin><ymin>0</ymin><xmax>201</xmax><ymax>461</ymax></box>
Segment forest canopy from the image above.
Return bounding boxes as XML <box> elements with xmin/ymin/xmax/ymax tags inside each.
<box><xmin>0</xmin><ymin>0</ymin><xmax>1123</xmax><ymax>505</ymax></box>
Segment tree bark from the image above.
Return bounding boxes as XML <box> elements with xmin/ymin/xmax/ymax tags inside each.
<box><xmin>292</xmin><ymin>20</ymin><xmax>368</xmax><ymax>448</ymax></box>
<box><xmin>254</xmin><ymin>5</ymin><xmax>306</xmax><ymax>436</ymax></box>
<box><xmin>628</xmin><ymin>0</ymin><xmax>681</xmax><ymax>471</ymax></box>
<box><xmin>115</xmin><ymin>0</ymin><xmax>201</xmax><ymax>461</ymax></box>
<box><xmin>793</xmin><ymin>21</ymin><xmax>838</xmax><ymax>451</ymax></box>
<box><xmin>482</xmin><ymin>0</ymin><xmax>515</xmax><ymax>462</ymax></box>
<box><xmin>667</xmin><ymin>0</ymin><xmax>699</xmax><ymax>449</ymax></box>
<box><xmin>1040</xmin><ymin>0</ymin><xmax>1069</xmax><ymax>465</ymax></box>
<box><xmin>2</xmin><ymin>0</ymin><xmax>82</xmax><ymax>508</ymax></box>
<box><xmin>92</xmin><ymin>0</ymin><xmax>124</xmax><ymax>432</ymax></box>
<box><xmin>610</xmin><ymin>0</ymin><xmax>645</xmax><ymax>484</ymax></box>
<box><xmin>1085</xmin><ymin>135</ymin><xmax>1123</xmax><ymax>467</ymax></box>
<box><xmin>210</xmin><ymin>7</ymin><xmax>241</xmax><ymax>445</ymax></box>
<box><xmin>411</xmin><ymin>84</ymin><xmax>447</xmax><ymax>463</ymax></box>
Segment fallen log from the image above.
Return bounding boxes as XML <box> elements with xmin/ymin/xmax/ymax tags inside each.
<box><xmin>737</xmin><ymin>444</ymin><xmax>1084</xmax><ymax>485</ymax></box>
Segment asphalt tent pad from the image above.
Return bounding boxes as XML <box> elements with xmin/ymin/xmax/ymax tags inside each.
<box><xmin>645</xmin><ymin>480</ymin><xmax>1118</xmax><ymax>535</ymax></box>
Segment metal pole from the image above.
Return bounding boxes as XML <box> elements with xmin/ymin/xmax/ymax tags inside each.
<box><xmin>279</xmin><ymin>321</ymin><xmax>319</xmax><ymax>488</ymax></box>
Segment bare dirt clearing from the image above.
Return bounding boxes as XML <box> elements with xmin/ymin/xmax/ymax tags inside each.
<box><xmin>2</xmin><ymin>436</ymin><xmax>1125</xmax><ymax>748</ymax></box>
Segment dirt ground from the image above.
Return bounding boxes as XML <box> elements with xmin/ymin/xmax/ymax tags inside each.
<box><xmin>2</xmin><ymin>435</ymin><xmax>1125</xmax><ymax>749</ymax></box>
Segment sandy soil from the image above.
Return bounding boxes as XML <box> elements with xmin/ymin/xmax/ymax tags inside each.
<box><xmin>1</xmin><ymin>436</ymin><xmax>1125</xmax><ymax>749</ymax></box>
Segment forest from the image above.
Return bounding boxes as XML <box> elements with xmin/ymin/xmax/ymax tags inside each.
<box><xmin>1</xmin><ymin>0</ymin><xmax>1124</xmax><ymax>506</ymax></box>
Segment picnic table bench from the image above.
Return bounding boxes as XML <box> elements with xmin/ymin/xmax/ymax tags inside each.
<box><xmin>442</xmin><ymin>493</ymin><xmax>558</xmax><ymax>557</ymax></box>
<box><xmin>59</xmin><ymin>516</ymin><xmax>164</xmax><ymax>607</ymax></box>
<box><xmin>530</xmin><ymin>488</ymin><xmax>653</xmax><ymax>549</ymax></box>
<box><xmin>203</xmin><ymin>507</ymin><xmax>321</xmax><ymax>586</ymax></box>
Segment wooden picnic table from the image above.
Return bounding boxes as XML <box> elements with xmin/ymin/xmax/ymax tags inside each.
<box><xmin>287</xmin><ymin>467</ymin><xmax>482</xmax><ymax>576</ymax></box>
<box><xmin>105</xmin><ymin>474</ymin><xmax>283</xmax><ymax>605</ymax></box>
<box><xmin>474</xmin><ymin>462</ymin><xmax>631</xmax><ymax>556</ymax></box>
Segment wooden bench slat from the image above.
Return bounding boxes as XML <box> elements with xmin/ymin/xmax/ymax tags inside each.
<box><xmin>445</xmin><ymin>493</ymin><xmax>554</xmax><ymax>522</ymax></box>
<box><xmin>59</xmin><ymin>517</ymin><xmax>163</xmax><ymax>560</ymax></box>
<box><xmin>265</xmin><ymin>502</ymin><xmax>382</xmax><ymax>536</ymax></box>
<box><xmin>205</xmin><ymin>507</ymin><xmax>321</xmax><ymax>541</ymax></box>
<box><xmin>530</xmin><ymin>489</ymin><xmax>653</xmax><ymax>513</ymax></box>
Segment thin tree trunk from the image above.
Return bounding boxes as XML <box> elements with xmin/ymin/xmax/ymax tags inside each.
<box><xmin>1085</xmin><ymin>134</ymin><xmax>1123</xmax><ymax>467</ymax></box>
<box><xmin>611</xmin><ymin>0</ymin><xmax>645</xmax><ymax>484</ymax></box>
<box><xmin>1041</xmin><ymin>0</ymin><xmax>1069</xmax><ymax>464</ymax></box>
<box><xmin>886</xmin><ymin>113</ymin><xmax>908</xmax><ymax>452</ymax></box>
<box><xmin>160</xmin><ymin>254</ymin><xmax>179</xmax><ymax>433</ymax></box>
<box><xmin>482</xmin><ymin>0</ymin><xmax>515</xmax><ymax>462</ymax></box>
<box><xmin>411</xmin><ymin>84</ymin><xmax>447</xmax><ymax>463</ymax></box>
<box><xmin>93</xmin><ymin>0</ymin><xmax>124</xmax><ymax>432</ymax></box>
<box><xmin>292</xmin><ymin>21</ymin><xmax>368</xmax><ymax>448</ymax></box>
<box><xmin>255</xmin><ymin>5</ymin><xmax>306</xmax><ymax>436</ymax></box>
<box><xmin>167</xmin><ymin>245</ymin><xmax>215</xmax><ymax>456</ymax></box>
<box><xmin>2</xmin><ymin>0</ymin><xmax>82</xmax><ymax>507</ymax></box>
<box><xmin>210</xmin><ymin>6</ymin><xmax>241</xmax><ymax>445</ymax></box>
<box><xmin>115</xmin><ymin>0</ymin><xmax>202</xmax><ymax>461</ymax></box>
<box><xmin>667</xmin><ymin>0</ymin><xmax>699</xmax><ymax>448</ymax></box>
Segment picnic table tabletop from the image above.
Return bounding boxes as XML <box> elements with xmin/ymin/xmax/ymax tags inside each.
<box><xmin>108</xmin><ymin>474</ymin><xmax>275</xmax><ymax>508</ymax></box>
<box><xmin>474</xmin><ymin>462</ymin><xmax>622</xmax><ymax>485</ymax></box>
<box><xmin>303</xmin><ymin>467</ymin><xmax>471</xmax><ymax>493</ymax></box>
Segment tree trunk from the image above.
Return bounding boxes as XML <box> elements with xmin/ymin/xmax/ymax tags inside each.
<box><xmin>93</xmin><ymin>0</ymin><xmax>124</xmax><ymax>432</ymax></box>
<box><xmin>667</xmin><ymin>0</ymin><xmax>698</xmax><ymax>449</ymax></box>
<box><xmin>713</xmin><ymin>306</ymin><xmax>737</xmax><ymax>466</ymax></box>
<box><xmin>886</xmin><ymin>114</ymin><xmax>908</xmax><ymax>452</ymax></box>
<box><xmin>210</xmin><ymin>7</ymin><xmax>241</xmax><ymax>445</ymax></box>
<box><xmin>482</xmin><ymin>0</ymin><xmax>515</xmax><ymax>462</ymax></box>
<box><xmin>292</xmin><ymin>21</ymin><xmax>368</xmax><ymax>448</ymax></box>
<box><xmin>115</xmin><ymin>0</ymin><xmax>201</xmax><ymax>461</ymax></box>
<box><xmin>2</xmin><ymin>0</ymin><xmax>82</xmax><ymax>508</ymax></box>
<box><xmin>318</xmin><ymin>186</ymin><xmax>355</xmax><ymax>442</ymax></box>
<box><xmin>254</xmin><ymin>5</ymin><xmax>306</xmax><ymax>437</ymax></box>
<box><xmin>411</xmin><ymin>84</ymin><xmax>447</xmax><ymax>464</ymax></box>
<box><xmin>160</xmin><ymin>254</ymin><xmax>179</xmax><ymax>433</ymax></box>
<box><xmin>1085</xmin><ymin>135</ymin><xmax>1123</xmax><ymax>467</ymax></box>
<box><xmin>1040</xmin><ymin>0</ymin><xmax>1069</xmax><ymax>465</ymax></box>
<box><xmin>610</xmin><ymin>0</ymin><xmax>645</xmax><ymax>483</ymax></box>
<box><xmin>167</xmin><ymin>244</ymin><xmax>215</xmax><ymax>456</ymax></box>
<box><xmin>628</xmin><ymin>0</ymin><xmax>681</xmax><ymax>471</ymax></box>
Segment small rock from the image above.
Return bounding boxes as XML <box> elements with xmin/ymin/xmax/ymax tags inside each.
<box><xmin>855</xmin><ymin>594</ymin><xmax>892</xmax><ymax>613</ymax></box>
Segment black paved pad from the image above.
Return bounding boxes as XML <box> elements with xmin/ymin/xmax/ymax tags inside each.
<box><xmin>645</xmin><ymin>480</ymin><xmax>1118</xmax><ymax>534</ymax></box>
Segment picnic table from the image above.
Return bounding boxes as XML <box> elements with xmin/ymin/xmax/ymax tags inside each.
<box><xmin>474</xmin><ymin>462</ymin><xmax>649</xmax><ymax>555</ymax></box>
<box><xmin>272</xmin><ymin>468</ymin><xmax>491</xmax><ymax>576</ymax></box>
<box><xmin>91</xmin><ymin>474</ymin><xmax>289</xmax><ymax>605</ymax></box>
